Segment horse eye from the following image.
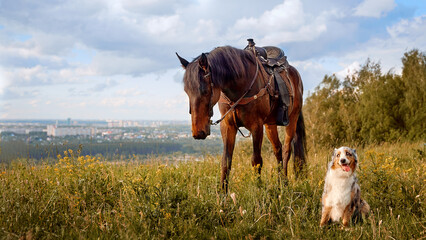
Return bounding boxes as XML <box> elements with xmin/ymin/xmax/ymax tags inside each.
<box><xmin>199</xmin><ymin>82</ymin><xmax>209</xmax><ymax>95</ymax></box>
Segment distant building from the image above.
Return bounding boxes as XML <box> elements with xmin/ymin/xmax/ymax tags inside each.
<box><xmin>0</xmin><ymin>128</ymin><xmax>45</xmax><ymax>135</ymax></box>
<box><xmin>46</xmin><ymin>125</ymin><xmax>96</xmax><ymax>137</ymax></box>
<box><xmin>106</xmin><ymin>120</ymin><xmax>140</xmax><ymax>128</ymax></box>
<box><xmin>0</xmin><ymin>128</ymin><xmax>27</xmax><ymax>134</ymax></box>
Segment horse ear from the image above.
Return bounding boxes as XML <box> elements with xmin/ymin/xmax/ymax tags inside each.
<box><xmin>199</xmin><ymin>53</ymin><xmax>208</xmax><ymax>71</ymax></box>
<box><xmin>176</xmin><ymin>52</ymin><xmax>189</xmax><ymax>69</ymax></box>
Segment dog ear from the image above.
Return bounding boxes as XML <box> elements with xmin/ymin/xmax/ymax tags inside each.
<box><xmin>332</xmin><ymin>148</ymin><xmax>337</xmax><ymax>161</ymax></box>
<box><xmin>353</xmin><ymin>149</ymin><xmax>358</xmax><ymax>162</ymax></box>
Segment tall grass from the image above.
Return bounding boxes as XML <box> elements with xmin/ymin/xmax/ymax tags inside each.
<box><xmin>0</xmin><ymin>142</ymin><xmax>424</xmax><ymax>239</ymax></box>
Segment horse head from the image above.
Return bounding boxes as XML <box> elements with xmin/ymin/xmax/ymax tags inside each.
<box><xmin>176</xmin><ymin>52</ymin><xmax>220</xmax><ymax>139</ymax></box>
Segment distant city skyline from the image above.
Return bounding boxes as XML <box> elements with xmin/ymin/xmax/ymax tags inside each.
<box><xmin>0</xmin><ymin>119</ymin><xmax>190</xmax><ymax>125</ymax></box>
<box><xmin>0</xmin><ymin>119</ymin><xmax>220</xmax><ymax>141</ymax></box>
<box><xmin>1</xmin><ymin>0</ymin><xmax>425</xmax><ymax>120</ymax></box>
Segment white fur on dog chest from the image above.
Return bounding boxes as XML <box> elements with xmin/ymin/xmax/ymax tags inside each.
<box><xmin>324</xmin><ymin>172</ymin><xmax>355</xmax><ymax>221</ymax></box>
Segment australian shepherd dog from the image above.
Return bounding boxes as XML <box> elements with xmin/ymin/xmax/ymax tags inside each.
<box><xmin>320</xmin><ymin>146</ymin><xmax>370</xmax><ymax>227</ymax></box>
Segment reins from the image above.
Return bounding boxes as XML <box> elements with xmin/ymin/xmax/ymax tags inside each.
<box><xmin>211</xmin><ymin>58</ymin><xmax>259</xmax><ymax>126</ymax></box>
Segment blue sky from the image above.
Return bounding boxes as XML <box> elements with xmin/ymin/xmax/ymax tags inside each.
<box><xmin>0</xmin><ymin>0</ymin><xmax>425</xmax><ymax>120</ymax></box>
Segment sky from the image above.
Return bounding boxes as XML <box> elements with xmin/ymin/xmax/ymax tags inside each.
<box><xmin>0</xmin><ymin>0</ymin><xmax>425</xmax><ymax>121</ymax></box>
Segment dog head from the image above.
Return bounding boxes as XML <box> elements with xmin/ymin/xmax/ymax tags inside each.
<box><xmin>330</xmin><ymin>146</ymin><xmax>358</xmax><ymax>174</ymax></box>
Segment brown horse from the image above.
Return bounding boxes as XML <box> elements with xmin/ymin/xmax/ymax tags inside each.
<box><xmin>177</xmin><ymin>46</ymin><xmax>306</xmax><ymax>190</ymax></box>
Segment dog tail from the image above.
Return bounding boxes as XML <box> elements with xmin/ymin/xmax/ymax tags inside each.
<box><xmin>360</xmin><ymin>199</ymin><xmax>370</xmax><ymax>215</ymax></box>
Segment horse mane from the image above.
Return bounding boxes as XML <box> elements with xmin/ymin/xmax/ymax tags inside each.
<box><xmin>208</xmin><ymin>46</ymin><xmax>256</xmax><ymax>86</ymax></box>
<box><xmin>183</xmin><ymin>46</ymin><xmax>256</xmax><ymax>93</ymax></box>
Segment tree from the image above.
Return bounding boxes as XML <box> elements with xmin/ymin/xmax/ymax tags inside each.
<box><xmin>349</xmin><ymin>60</ymin><xmax>406</xmax><ymax>143</ymax></box>
<box><xmin>304</xmin><ymin>75</ymin><xmax>347</xmax><ymax>148</ymax></box>
<box><xmin>401</xmin><ymin>49</ymin><xmax>426</xmax><ymax>140</ymax></box>
<box><xmin>304</xmin><ymin>49</ymin><xmax>425</xmax><ymax>148</ymax></box>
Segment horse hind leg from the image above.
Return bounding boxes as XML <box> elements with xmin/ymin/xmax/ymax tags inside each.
<box><xmin>283</xmin><ymin>118</ymin><xmax>296</xmax><ymax>178</ymax></box>
<box><xmin>283</xmin><ymin>111</ymin><xmax>306</xmax><ymax>179</ymax></box>
<box><xmin>265</xmin><ymin>124</ymin><xmax>283</xmax><ymax>174</ymax></box>
<box><xmin>293</xmin><ymin>112</ymin><xmax>307</xmax><ymax>178</ymax></box>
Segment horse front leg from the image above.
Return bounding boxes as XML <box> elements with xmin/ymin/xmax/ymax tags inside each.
<box><xmin>251</xmin><ymin>124</ymin><xmax>264</xmax><ymax>175</ymax></box>
<box><xmin>220</xmin><ymin>121</ymin><xmax>237</xmax><ymax>192</ymax></box>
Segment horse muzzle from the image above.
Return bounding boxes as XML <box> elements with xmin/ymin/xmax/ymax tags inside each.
<box><xmin>192</xmin><ymin>129</ymin><xmax>210</xmax><ymax>140</ymax></box>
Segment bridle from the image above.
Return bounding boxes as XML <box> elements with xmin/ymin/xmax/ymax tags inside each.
<box><xmin>200</xmin><ymin>66</ymin><xmax>215</xmax><ymax>120</ymax></box>
<box><xmin>189</xmin><ymin>66</ymin><xmax>214</xmax><ymax>117</ymax></box>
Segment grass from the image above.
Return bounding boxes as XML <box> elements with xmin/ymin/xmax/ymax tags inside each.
<box><xmin>0</xmin><ymin>142</ymin><xmax>424</xmax><ymax>239</ymax></box>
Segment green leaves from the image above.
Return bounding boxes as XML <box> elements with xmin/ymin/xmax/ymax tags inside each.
<box><xmin>305</xmin><ymin>49</ymin><xmax>426</xmax><ymax>147</ymax></box>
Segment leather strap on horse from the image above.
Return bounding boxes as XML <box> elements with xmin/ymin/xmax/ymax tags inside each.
<box><xmin>211</xmin><ymin>58</ymin><xmax>259</xmax><ymax>126</ymax></box>
<box><xmin>219</xmin><ymin>88</ymin><xmax>268</xmax><ymax>105</ymax></box>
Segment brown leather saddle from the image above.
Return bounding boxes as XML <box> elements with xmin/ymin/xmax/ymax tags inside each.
<box><xmin>245</xmin><ymin>39</ymin><xmax>291</xmax><ymax>126</ymax></box>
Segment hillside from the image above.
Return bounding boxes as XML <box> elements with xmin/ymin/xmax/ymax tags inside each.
<box><xmin>0</xmin><ymin>142</ymin><xmax>424</xmax><ymax>239</ymax></box>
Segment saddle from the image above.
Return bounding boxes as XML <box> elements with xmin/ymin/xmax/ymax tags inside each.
<box><xmin>245</xmin><ymin>39</ymin><xmax>291</xmax><ymax>126</ymax></box>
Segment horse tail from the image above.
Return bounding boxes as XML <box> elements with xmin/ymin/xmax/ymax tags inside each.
<box><xmin>293</xmin><ymin>110</ymin><xmax>307</xmax><ymax>178</ymax></box>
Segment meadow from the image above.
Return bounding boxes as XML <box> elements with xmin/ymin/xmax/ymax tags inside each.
<box><xmin>0</xmin><ymin>141</ymin><xmax>424</xmax><ymax>239</ymax></box>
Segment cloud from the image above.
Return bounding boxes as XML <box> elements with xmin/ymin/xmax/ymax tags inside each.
<box><xmin>101</xmin><ymin>97</ymin><xmax>128</xmax><ymax>107</ymax></box>
<box><xmin>0</xmin><ymin>0</ymin><xmax>424</xmax><ymax>120</ymax></box>
<box><xmin>0</xmin><ymin>68</ymin><xmax>8</xmax><ymax>95</ymax></box>
<box><xmin>0</xmin><ymin>35</ymin><xmax>66</xmax><ymax>69</ymax></box>
<box><xmin>0</xmin><ymin>0</ymin><xmax>333</xmax><ymax>80</ymax></box>
<box><xmin>353</xmin><ymin>0</ymin><xmax>396</xmax><ymax>18</ymax></box>
<box><xmin>121</xmin><ymin>0</ymin><xmax>191</xmax><ymax>15</ymax></box>
<box><xmin>335</xmin><ymin>61</ymin><xmax>361</xmax><ymax>80</ymax></box>
<box><xmin>387</xmin><ymin>15</ymin><xmax>426</xmax><ymax>40</ymax></box>
<box><xmin>163</xmin><ymin>92</ymin><xmax>188</xmax><ymax>109</ymax></box>
<box><xmin>173</xmin><ymin>70</ymin><xmax>184</xmax><ymax>83</ymax></box>
<box><xmin>89</xmin><ymin>78</ymin><xmax>118</xmax><ymax>92</ymax></box>
<box><xmin>145</xmin><ymin>14</ymin><xmax>181</xmax><ymax>36</ymax></box>
<box><xmin>291</xmin><ymin>59</ymin><xmax>330</xmax><ymax>93</ymax></box>
<box><xmin>90</xmin><ymin>52</ymin><xmax>161</xmax><ymax>76</ymax></box>
<box><xmin>233</xmin><ymin>0</ymin><xmax>304</xmax><ymax>31</ymax></box>
<box><xmin>3</xmin><ymin>65</ymin><xmax>49</xmax><ymax>86</ymax></box>
<box><xmin>1</xmin><ymin>88</ymin><xmax>40</xmax><ymax>100</ymax></box>
<box><xmin>29</xmin><ymin>99</ymin><xmax>39</xmax><ymax>108</ymax></box>
<box><xmin>332</xmin><ymin>16</ymin><xmax>426</xmax><ymax>80</ymax></box>
<box><xmin>228</xmin><ymin>0</ymin><xmax>328</xmax><ymax>45</ymax></box>
<box><xmin>116</xmin><ymin>88</ymin><xmax>144</xmax><ymax>97</ymax></box>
